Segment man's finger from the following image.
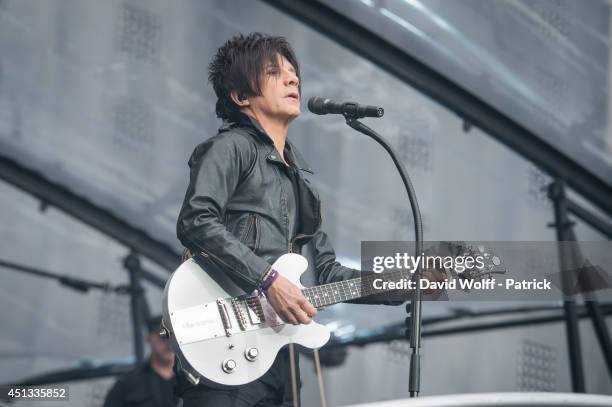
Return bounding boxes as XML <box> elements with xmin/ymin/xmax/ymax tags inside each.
<box><xmin>280</xmin><ymin>310</ymin><xmax>298</xmax><ymax>325</ymax></box>
<box><xmin>301</xmin><ymin>299</ymin><xmax>317</xmax><ymax>317</ymax></box>
<box><xmin>432</xmin><ymin>269</ymin><xmax>446</xmax><ymax>281</ymax></box>
<box><xmin>295</xmin><ymin>310</ymin><xmax>312</xmax><ymax>325</ymax></box>
<box><xmin>288</xmin><ymin>301</ymin><xmax>313</xmax><ymax>325</ymax></box>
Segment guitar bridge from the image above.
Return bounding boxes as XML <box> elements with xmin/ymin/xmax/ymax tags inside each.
<box><xmin>216</xmin><ymin>298</ymin><xmax>233</xmax><ymax>337</ymax></box>
<box><xmin>247</xmin><ymin>298</ymin><xmax>262</xmax><ymax>325</ymax></box>
<box><xmin>231</xmin><ymin>297</ymin><xmax>247</xmax><ymax>331</ymax></box>
<box><xmin>230</xmin><ymin>296</ymin><xmax>264</xmax><ymax>329</ymax></box>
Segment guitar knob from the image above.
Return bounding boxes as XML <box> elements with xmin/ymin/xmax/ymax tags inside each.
<box><xmin>245</xmin><ymin>347</ymin><xmax>259</xmax><ymax>361</ymax></box>
<box><xmin>222</xmin><ymin>359</ymin><xmax>237</xmax><ymax>373</ymax></box>
<box><xmin>492</xmin><ymin>256</ymin><xmax>501</xmax><ymax>266</ymax></box>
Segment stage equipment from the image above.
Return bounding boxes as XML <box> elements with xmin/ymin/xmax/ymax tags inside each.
<box><xmin>331</xmin><ymin>99</ymin><xmax>425</xmax><ymax>397</ymax></box>
<box><xmin>307</xmin><ymin>96</ymin><xmax>383</xmax><ymax>118</ymax></box>
<box><xmin>548</xmin><ymin>180</ymin><xmax>612</xmax><ymax>391</ymax></box>
<box><xmin>344</xmin><ymin>392</ymin><xmax>612</xmax><ymax>406</ymax></box>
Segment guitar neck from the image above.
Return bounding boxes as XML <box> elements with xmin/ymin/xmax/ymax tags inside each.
<box><xmin>301</xmin><ymin>270</ymin><xmax>411</xmax><ymax>308</ymax></box>
<box><xmin>297</xmin><ymin>243</ymin><xmax>505</xmax><ymax>309</ymax></box>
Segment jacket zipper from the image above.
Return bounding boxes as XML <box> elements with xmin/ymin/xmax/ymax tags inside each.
<box><xmin>288</xmin><ymin>206</ymin><xmax>292</xmax><ymax>253</ymax></box>
<box><xmin>287</xmin><ymin>221</ymin><xmax>293</xmax><ymax>253</ymax></box>
<box><xmin>281</xmin><ymin>190</ymin><xmax>292</xmax><ymax>253</ymax></box>
<box><xmin>254</xmin><ymin>215</ymin><xmax>260</xmax><ymax>251</ymax></box>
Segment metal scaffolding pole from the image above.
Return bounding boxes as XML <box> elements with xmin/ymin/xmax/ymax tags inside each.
<box><xmin>0</xmin><ymin>154</ymin><xmax>180</xmax><ymax>271</ymax></box>
<box><xmin>262</xmin><ymin>0</ymin><xmax>612</xmax><ymax>218</ymax></box>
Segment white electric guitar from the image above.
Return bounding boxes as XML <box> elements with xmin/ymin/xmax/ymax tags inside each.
<box><xmin>162</xmin><ymin>245</ymin><xmax>505</xmax><ymax>387</ymax></box>
<box><xmin>162</xmin><ymin>253</ymin><xmax>332</xmax><ymax>388</ymax></box>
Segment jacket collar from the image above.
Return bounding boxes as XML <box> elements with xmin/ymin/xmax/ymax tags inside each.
<box><xmin>285</xmin><ymin>142</ymin><xmax>313</xmax><ymax>174</ymax></box>
<box><xmin>219</xmin><ymin>113</ymin><xmax>313</xmax><ymax>174</ymax></box>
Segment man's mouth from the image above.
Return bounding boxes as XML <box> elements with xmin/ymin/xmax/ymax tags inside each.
<box><xmin>286</xmin><ymin>92</ymin><xmax>299</xmax><ymax>100</ymax></box>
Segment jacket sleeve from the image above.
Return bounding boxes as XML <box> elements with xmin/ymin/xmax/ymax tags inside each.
<box><xmin>311</xmin><ymin>228</ymin><xmax>404</xmax><ymax>305</ymax></box>
<box><xmin>177</xmin><ymin>134</ymin><xmax>271</xmax><ymax>293</ymax></box>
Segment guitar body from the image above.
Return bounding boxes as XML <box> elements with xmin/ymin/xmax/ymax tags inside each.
<box><xmin>162</xmin><ymin>253</ymin><xmax>330</xmax><ymax>387</ymax></box>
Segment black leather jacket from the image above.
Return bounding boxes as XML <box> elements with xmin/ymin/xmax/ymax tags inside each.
<box><xmin>176</xmin><ymin>115</ymin><xmax>362</xmax><ymax>294</ymax></box>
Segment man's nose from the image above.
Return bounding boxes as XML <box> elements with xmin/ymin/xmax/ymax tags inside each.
<box><xmin>284</xmin><ymin>71</ymin><xmax>299</xmax><ymax>88</ymax></box>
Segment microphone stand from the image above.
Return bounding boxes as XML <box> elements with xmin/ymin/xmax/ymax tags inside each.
<box><xmin>343</xmin><ymin>115</ymin><xmax>424</xmax><ymax>397</ymax></box>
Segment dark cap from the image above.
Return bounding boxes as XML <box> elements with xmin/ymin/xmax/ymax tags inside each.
<box><xmin>146</xmin><ymin>315</ymin><xmax>163</xmax><ymax>334</ymax></box>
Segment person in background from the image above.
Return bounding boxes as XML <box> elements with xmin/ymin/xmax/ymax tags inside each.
<box><xmin>103</xmin><ymin>315</ymin><xmax>178</xmax><ymax>407</ymax></box>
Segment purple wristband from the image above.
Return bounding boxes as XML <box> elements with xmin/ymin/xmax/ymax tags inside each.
<box><xmin>259</xmin><ymin>269</ymin><xmax>279</xmax><ymax>293</ymax></box>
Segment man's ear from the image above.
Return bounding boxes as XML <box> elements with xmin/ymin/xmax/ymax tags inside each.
<box><xmin>230</xmin><ymin>90</ymin><xmax>249</xmax><ymax>107</ymax></box>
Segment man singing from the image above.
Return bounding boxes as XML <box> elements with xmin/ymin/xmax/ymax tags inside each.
<box><xmin>175</xmin><ymin>32</ymin><xmax>408</xmax><ymax>407</ymax></box>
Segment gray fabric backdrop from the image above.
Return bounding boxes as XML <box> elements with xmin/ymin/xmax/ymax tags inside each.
<box><xmin>0</xmin><ymin>1</ymin><xmax>610</xmax><ymax>405</ymax></box>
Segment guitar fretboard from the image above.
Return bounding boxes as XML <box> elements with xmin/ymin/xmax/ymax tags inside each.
<box><xmin>301</xmin><ymin>269</ymin><xmax>414</xmax><ymax>308</ymax></box>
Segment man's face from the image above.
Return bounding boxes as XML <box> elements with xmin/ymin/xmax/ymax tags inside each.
<box><xmin>248</xmin><ymin>54</ymin><xmax>300</xmax><ymax>121</ymax></box>
<box><xmin>148</xmin><ymin>332</ymin><xmax>174</xmax><ymax>365</ymax></box>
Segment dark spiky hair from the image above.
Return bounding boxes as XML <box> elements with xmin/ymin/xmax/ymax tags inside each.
<box><xmin>208</xmin><ymin>32</ymin><xmax>301</xmax><ymax>121</ymax></box>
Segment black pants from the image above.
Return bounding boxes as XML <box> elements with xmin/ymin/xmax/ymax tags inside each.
<box><xmin>180</xmin><ymin>348</ymin><xmax>300</xmax><ymax>407</ymax></box>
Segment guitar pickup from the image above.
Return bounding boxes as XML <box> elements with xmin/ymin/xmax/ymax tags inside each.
<box><xmin>170</xmin><ymin>303</ymin><xmax>226</xmax><ymax>345</ymax></box>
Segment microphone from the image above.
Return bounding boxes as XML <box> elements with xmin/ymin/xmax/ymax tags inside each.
<box><xmin>307</xmin><ymin>97</ymin><xmax>384</xmax><ymax>119</ymax></box>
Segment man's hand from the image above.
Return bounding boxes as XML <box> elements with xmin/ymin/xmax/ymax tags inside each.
<box><xmin>420</xmin><ymin>268</ymin><xmax>447</xmax><ymax>295</ymax></box>
<box><xmin>265</xmin><ymin>275</ymin><xmax>317</xmax><ymax>325</ymax></box>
